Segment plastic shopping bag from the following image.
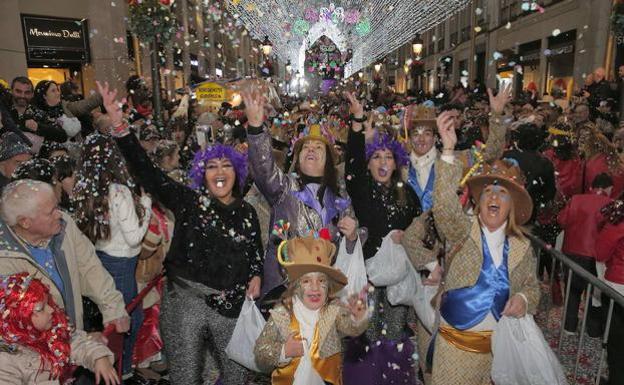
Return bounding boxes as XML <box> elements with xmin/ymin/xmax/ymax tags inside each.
<box><xmin>491</xmin><ymin>315</ymin><xmax>569</xmax><ymax>385</ymax></box>
<box><xmin>411</xmin><ymin>272</ymin><xmax>438</xmax><ymax>333</ymax></box>
<box><xmin>386</xmin><ymin>262</ymin><xmax>418</xmax><ymax>306</ymax></box>
<box><xmin>225</xmin><ymin>298</ymin><xmax>267</xmax><ymax>372</ymax></box>
<box><xmin>334</xmin><ymin>237</ymin><xmax>368</xmax><ymax>303</ymax></box>
<box><xmin>365</xmin><ymin>232</ymin><xmax>409</xmax><ymax>286</ymax></box>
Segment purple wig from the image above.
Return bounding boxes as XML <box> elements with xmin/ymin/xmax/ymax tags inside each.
<box><xmin>189</xmin><ymin>144</ymin><xmax>248</xmax><ymax>192</ymax></box>
<box><xmin>365</xmin><ymin>132</ymin><xmax>409</xmax><ymax>167</ymax></box>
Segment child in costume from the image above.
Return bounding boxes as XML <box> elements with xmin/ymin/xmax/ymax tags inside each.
<box><xmin>254</xmin><ymin>231</ymin><xmax>369</xmax><ymax>385</ymax></box>
<box><xmin>0</xmin><ymin>273</ymin><xmax>118</xmax><ymax>385</ymax></box>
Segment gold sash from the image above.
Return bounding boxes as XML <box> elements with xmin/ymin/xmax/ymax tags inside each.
<box><xmin>272</xmin><ymin>314</ymin><xmax>342</xmax><ymax>385</ymax></box>
<box><xmin>438</xmin><ymin>325</ymin><xmax>493</xmax><ymax>354</ymax></box>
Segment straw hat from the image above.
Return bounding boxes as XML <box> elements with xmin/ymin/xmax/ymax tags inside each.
<box><xmin>408</xmin><ymin>104</ymin><xmax>437</xmax><ymax>132</ymax></box>
<box><xmin>466</xmin><ymin>159</ymin><xmax>533</xmax><ymax>225</ymax></box>
<box><xmin>277</xmin><ymin>232</ymin><xmax>347</xmax><ymax>295</ymax></box>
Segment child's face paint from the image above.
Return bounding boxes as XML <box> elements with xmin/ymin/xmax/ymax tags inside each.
<box><xmin>297</xmin><ymin>272</ymin><xmax>329</xmax><ymax>311</ymax></box>
<box><xmin>479</xmin><ymin>183</ymin><xmax>512</xmax><ymax>231</ymax></box>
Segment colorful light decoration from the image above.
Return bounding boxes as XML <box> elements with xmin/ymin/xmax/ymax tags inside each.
<box><xmin>226</xmin><ymin>0</ymin><xmax>471</xmax><ymax>75</ymax></box>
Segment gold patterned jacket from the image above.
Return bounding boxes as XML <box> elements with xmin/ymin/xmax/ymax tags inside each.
<box><xmin>431</xmin><ymin>159</ymin><xmax>541</xmax><ymax>315</ymax></box>
<box><xmin>254</xmin><ymin>301</ymin><xmax>369</xmax><ymax>373</ymax></box>
<box><xmin>402</xmin><ymin>112</ymin><xmax>510</xmax><ymax>270</ymax></box>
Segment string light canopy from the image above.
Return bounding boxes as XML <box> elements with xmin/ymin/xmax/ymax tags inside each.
<box><xmin>226</xmin><ymin>0</ymin><xmax>470</xmax><ymax>76</ymax></box>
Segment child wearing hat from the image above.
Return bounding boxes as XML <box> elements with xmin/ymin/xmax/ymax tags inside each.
<box><xmin>254</xmin><ymin>231</ymin><xmax>369</xmax><ymax>385</ymax></box>
<box><xmin>0</xmin><ymin>273</ymin><xmax>118</xmax><ymax>384</ymax></box>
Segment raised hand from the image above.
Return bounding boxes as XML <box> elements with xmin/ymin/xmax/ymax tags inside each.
<box><xmin>241</xmin><ymin>88</ymin><xmax>266</xmax><ymax>127</ymax></box>
<box><xmin>487</xmin><ymin>83</ymin><xmax>513</xmax><ymax>115</ymax></box>
<box><xmin>95</xmin><ymin>81</ymin><xmax>125</xmax><ymax>128</ymax></box>
<box><xmin>344</xmin><ymin>91</ymin><xmax>364</xmax><ymax>118</ymax></box>
<box><xmin>437</xmin><ymin>111</ymin><xmax>457</xmax><ymax>152</ymax></box>
<box><xmin>283</xmin><ymin>332</ymin><xmax>304</xmax><ymax>358</ymax></box>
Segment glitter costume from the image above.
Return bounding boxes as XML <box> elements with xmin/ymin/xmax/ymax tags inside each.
<box><xmin>115</xmin><ymin>133</ymin><xmax>263</xmax><ymax>385</ymax></box>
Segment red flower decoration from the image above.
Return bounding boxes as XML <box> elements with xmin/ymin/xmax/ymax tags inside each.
<box><xmin>318</xmin><ymin>228</ymin><xmax>331</xmax><ymax>241</ymax></box>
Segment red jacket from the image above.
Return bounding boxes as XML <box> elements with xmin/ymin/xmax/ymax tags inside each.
<box><xmin>543</xmin><ymin>149</ymin><xmax>583</xmax><ymax>199</ymax></box>
<box><xmin>557</xmin><ymin>193</ymin><xmax>612</xmax><ymax>258</ymax></box>
<box><xmin>583</xmin><ymin>154</ymin><xmax>624</xmax><ymax>198</ymax></box>
<box><xmin>596</xmin><ymin>222</ymin><xmax>624</xmax><ymax>284</ymax></box>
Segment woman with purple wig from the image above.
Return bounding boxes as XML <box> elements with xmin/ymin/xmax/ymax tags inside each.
<box><xmin>342</xmin><ymin>92</ymin><xmax>421</xmax><ymax>385</ymax></box>
<box><xmin>97</xmin><ymin>82</ymin><xmax>263</xmax><ymax>385</ymax></box>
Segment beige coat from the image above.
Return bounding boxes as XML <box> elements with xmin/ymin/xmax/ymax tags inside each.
<box><xmin>432</xmin><ymin>159</ymin><xmax>541</xmax><ymax>314</ymax></box>
<box><xmin>254</xmin><ymin>301</ymin><xmax>369</xmax><ymax>373</ymax></box>
<box><xmin>0</xmin><ymin>212</ymin><xmax>127</xmax><ymax>330</ymax></box>
<box><xmin>0</xmin><ymin>330</ymin><xmax>114</xmax><ymax>385</ymax></box>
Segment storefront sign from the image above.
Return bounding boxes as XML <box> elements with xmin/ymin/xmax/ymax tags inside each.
<box><xmin>21</xmin><ymin>14</ymin><xmax>90</xmax><ymax>63</ymax></box>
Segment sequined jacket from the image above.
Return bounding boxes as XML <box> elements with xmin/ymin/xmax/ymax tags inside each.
<box><xmin>254</xmin><ymin>301</ymin><xmax>369</xmax><ymax>373</ymax></box>
<box><xmin>0</xmin><ymin>330</ymin><xmax>113</xmax><ymax>384</ymax></box>
<box><xmin>432</xmin><ymin>159</ymin><xmax>541</xmax><ymax>315</ymax></box>
<box><xmin>247</xmin><ymin>129</ymin><xmax>351</xmax><ymax>296</ymax></box>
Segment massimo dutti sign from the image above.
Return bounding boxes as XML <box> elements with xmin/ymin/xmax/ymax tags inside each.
<box><xmin>21</xmin><ymin>14</ymin><xmax>90</xmax><ymax>63</ymax></box>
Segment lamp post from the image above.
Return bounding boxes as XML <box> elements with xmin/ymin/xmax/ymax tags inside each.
<box><xmin>261</xmin><ymin>35</ymin><xmax>273</xmax><ymax>56</ymax></box>
<box><xmin>412</xmin><ymin>34</ymin><xmax>423</xmax><ymax>59</ymax></box>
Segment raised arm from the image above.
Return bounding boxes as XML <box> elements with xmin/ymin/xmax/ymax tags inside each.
<box><xmin>481</xmin><ymin>84</ymin><xmax>513</xmax><ymax>162</ymax></box>
<box><xmin>243</xmin><ymin>88</ymin><xmax>290</xmax><ymax>206</ymax></box>
<box><xmin>96</xmin><ymin>81</ymin><xmax>192</xmax><ymax>213</ymax></box>
<box><xmin>432</xmin><ymin>113</ymin><xmax>471</xmax><ymax>244</ymax></box>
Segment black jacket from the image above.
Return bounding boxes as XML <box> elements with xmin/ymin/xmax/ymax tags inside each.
<box><xmin>345</xmin><ymin>129</ymin><xmax>421</xmax><ymax>259</ymax></box>
<box><xmin>116</xmin><ymin>134</ymin><xmax>263</xmax><ymax>317</ymax></box>
<box><xmin>503</xmin><ymin>148</ymin><xmax>556</xmax><ymax>221</ymax></box>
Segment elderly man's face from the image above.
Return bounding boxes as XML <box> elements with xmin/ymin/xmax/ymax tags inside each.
<box><xmin>594</xmin><ymin>68</ymin><xmax>606</xmax><ymax>82</ymax></box>
<box><xmin>19</xmin><ymin>190</ymin><xmax>62</xmax><ymax>239</ymax></box>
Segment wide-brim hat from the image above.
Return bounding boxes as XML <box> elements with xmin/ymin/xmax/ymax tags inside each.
<box><xmin>407</xmin><ymin>104</ymin><xmax>437</xmax><ymax>133</ymax></box>
<box><xmin>466</xmin><ymin>159</ymin><xmax>533</xmax><ymax>225</ymax></box>
<box><xmin>278</xmin><ymin>234</ymin><xmax>347</xmax><ymax>295</ymax></box>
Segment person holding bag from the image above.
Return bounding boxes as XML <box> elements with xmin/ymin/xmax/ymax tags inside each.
<box><xmin>254</xmin><ymin>231</ymin><xmax>369</xmax><ymax>384</ymax></box>
<box><xmin>341</xmin><ymin>91</ymin><xmax>421</xmax><ymax>385</ymax></box>
<box><xmin>427</xmin><ymin>115</ymin><xmax>541</xmax><ymax>385</ymax></box>
<box><xmin>97</xmin><ymin>81</ymin><xmax>264</xmax><ymax>385</ymax></box>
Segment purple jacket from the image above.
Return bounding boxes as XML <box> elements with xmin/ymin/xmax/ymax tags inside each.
<box><xmin>247</xmin><ymin>130</ymin><xmax>351</xmax><ymax>295</ymax></box>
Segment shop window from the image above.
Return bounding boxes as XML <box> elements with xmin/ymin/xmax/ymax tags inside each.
<box><xmin>28</xmin><ymin>68</ymin><xmax>71</xmax><ymax>86</ymax></box>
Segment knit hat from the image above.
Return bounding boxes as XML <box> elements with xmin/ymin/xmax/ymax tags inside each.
<box><xmin>277</xmin><ymin>230</ymin><xmax>347</xmax><ymax>295</ymax></box>
<box><xmin>0</xmin><ymin>132</ymin><xmax>31</xmax><ymax>162</ymax></box>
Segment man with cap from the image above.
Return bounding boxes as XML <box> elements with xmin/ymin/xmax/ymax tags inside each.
<box><xmin>425</xmin><ymin>118</ymin><xmax>540</xmax><ymax>385</ymax></box>
<box><xmin>0</xmin><ymin>131</ymin><xmax>32</xmax><ymax>189</ymax></box>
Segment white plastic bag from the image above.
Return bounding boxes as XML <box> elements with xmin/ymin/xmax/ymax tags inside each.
<box><xmin>387</xmin><ymin>259</ymin><xmax>438</xmax><ymax>333</ymax></box>
<box><xmin>365</xmin><ymin>232</ymin><xmax>409</xmax><ymax>286</ymax></box>
<box><xmin>491</xmin><ymin>315</ymin><xmax>569</xmax><ymax>385</ymax></box>
<box><xmin>225</xmin><ymin>297</ymin><xmax>267</xmax><ymax>372</ymax></box>
<box><xmin>333</xmin><ymin>237</ymin><xmax>368</xmax><ymax>303</ymax></box>
<box><xmin>411</xmin><ymin>272</ymin><xmax>438</xmax><ymax>333</ymax></box>
<box><xmin>58</xmin><ymin>114</ymin><xmax>81</xmax><ymax>137</ymax></box>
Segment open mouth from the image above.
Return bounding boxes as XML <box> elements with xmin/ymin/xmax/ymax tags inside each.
<box><xmin>378</xmin><ymin>167</ymin><xmax>389</xmax><ymax>177</ymax></box>
<box><xmin>215</xmin><ymin>177</ymin><xmax>226</xmax><ymax>188</ymax></box>
<box><xmin>305</xmin><ymin>153</ymin><xmax>317</xmax><ymax>161</ymax></box>
<box><xmin>487</xmin><ymin>203</ymin><xmax>500</xmax><ymax>215</ymax></box>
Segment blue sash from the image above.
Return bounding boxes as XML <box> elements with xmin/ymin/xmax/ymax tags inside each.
<box><xmin>440</xmin><ymin>232</ymin><xmax>510</xmax><ymax>330</ymax></box>
<box><xmin>408</xmin><ymin>164</ymin><xmax>435</xmax><ymax>212</ymax></box>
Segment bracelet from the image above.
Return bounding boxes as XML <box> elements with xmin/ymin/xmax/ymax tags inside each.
<box><xmin>442</xmin><ymin>147</ymin><xmax>454</xmax><ymax>151</ymax></box>
<box><xmin>112</xmin><ymin>121</ymin><xmax>130</xmax><ymax>137</ymax></box>
<box><xmin>350</xmin><ymin>114</ymin><xmax>367</xmax><ymax>123</ymax></box>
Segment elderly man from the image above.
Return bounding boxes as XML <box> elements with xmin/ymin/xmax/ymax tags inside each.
<box><xmin>588</xmin><ymin>67</ymin><xmax>614</xmax><ymax>109</ymax></box>
<box><xmin>0</xmin><ymin>179</ymin><xmax>129</xmax><ymax>334</ymax></box>
<box><xmin>0</xmin><ymin>132</ymin><xmax>32</xmax><ymax>189</ymax></box>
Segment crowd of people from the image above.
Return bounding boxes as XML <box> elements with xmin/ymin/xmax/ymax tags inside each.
<box><xmin>0</xmin><ymin>64</ymin><xmax>622</xmax><ymax>385</ymax></box>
